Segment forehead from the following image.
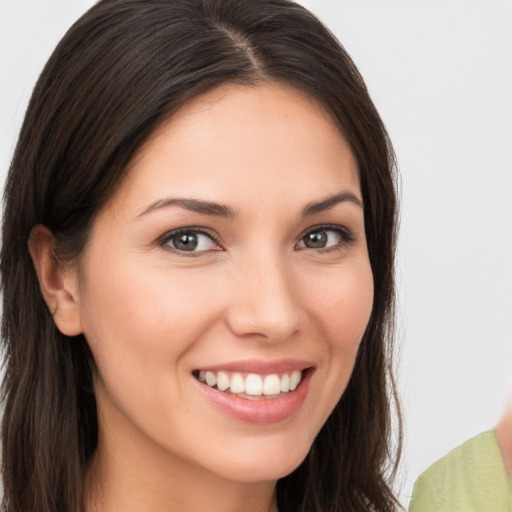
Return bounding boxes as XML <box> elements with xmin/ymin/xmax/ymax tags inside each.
<box><xmin>112</xmin><ymin>83</ymin><xmax>360</xmax><ymax>216</ymax></box>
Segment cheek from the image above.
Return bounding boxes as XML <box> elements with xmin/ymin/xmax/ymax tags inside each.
<box><xmin>78</xmin><ymin>262</ymin><xmax>226</xmax><ymax>444</ymax></box>
<box><xmin>309</xmin><ymin>262</ymin><xmax>374</xmax><ymax>350</ymax></box>
<box><xmin>78</xmin><ymin>261</ymin><xmax>220</xmax><ymax>389</ymax></box>
<box><xmin>304</xmin><ymin>261</ymin><xmax>374</xmax><ymax>415</ymax></box>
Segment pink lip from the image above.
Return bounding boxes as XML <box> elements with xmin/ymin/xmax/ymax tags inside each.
<box><xmin>194</xmin><ymin>366</ymin><xmax>314</xmax><ymax>424</ymax></box>
<box><xmin>195</xmin><ymin>358</ymin><xmax>313</xmax><ymax>374</ymax></box>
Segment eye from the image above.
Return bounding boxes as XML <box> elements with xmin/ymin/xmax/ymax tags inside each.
<box><xmin>297</xmin><ymin>226</ymin><xmax>353</xmax><ymax>251</ymax></box>
<box><xmin>160</xmin><ymin>229</ymin><xmax>220</xmax><ymax>254</ymax></box>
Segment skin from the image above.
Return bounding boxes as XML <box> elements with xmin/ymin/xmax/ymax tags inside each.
<box><xmin>497</xmin><ymin>396</ymin><xmax>512</xmax><ymax>474</ymax></box>
<box><xmin>30</xmin><ymin>83</ymin><xmax>374</xmax><ymax>512</ymax></box>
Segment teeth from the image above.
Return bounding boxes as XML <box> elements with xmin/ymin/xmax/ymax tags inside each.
<box><xmin>198</xmin><ymin>370</ymin><xmax>304</xmax><ymax>397</ymax></box>
<box><xmin>289</xmin><ymin>370</ymin><xmax>301</xmax><ymax>391</ymax></box>
<box><xmin>205</xmin><ymin>371</ymin><xmax>217</xmax><ymax>387</ymax></box>
<box><xmin>280</xmin><ymin>373</ymin><xmax>290</xmax><ymax>393</ymax></box>
<box><xmin>230</xmin><ymin>373</ymin><xmax>245</xmax><ymax>393</ymax></box>
<box><xmin>216</xmin><ymin>371</ymin><xmax>230</xmax><ymax>391</ymax></box>
<box><xmin>245</xmin><ymin>374</ymin><xmax>263</xmax><ymax>395</ymax></box>
<box><xmin>263</xmin><ymin>374</ymin><xmax>281</xmax><ymax>395</ymax></box>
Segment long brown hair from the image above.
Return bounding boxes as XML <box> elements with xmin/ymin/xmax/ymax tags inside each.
<box><xmin>1</xmin><ymin>1</ymin><xmax>401</xmax><ymax>511</ymax></box>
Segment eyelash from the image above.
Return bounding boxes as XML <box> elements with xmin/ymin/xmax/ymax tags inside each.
<box><xmin>158</xmin><ymin>224</ymin><xmax>355</xmax><ymax>257</ymax></box>
<box><xmin>298</xmin><ymin>224</ymin><xmax>355</xmax><ymax>254</ymax></box>
<box><xmin>158</xmin><ymin>227</ymin><xmax>222</xmax><ymax>257</ymax></box>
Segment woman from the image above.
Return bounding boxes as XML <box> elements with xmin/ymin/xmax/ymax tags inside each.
<box><xmin>1</xmin><ymin>1</ymin><xmax>401</xmax><ymax>511</ymax></box>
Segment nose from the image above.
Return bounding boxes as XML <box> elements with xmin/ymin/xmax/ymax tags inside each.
<box><xmin>225</xmin><ymin>253</ymin><xmax>301</xmax><ymax>342</ymax></box>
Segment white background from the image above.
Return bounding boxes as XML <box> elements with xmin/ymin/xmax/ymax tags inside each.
<box><xmin>1</xmin><ymin>0</ymin><xmax>511</xmax><ymax>507</ymax></box>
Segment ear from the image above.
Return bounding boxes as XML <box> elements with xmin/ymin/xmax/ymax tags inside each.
<box><xmin>28</xmin><ymin>225</ymin><xmax>83</xmax><ymax>336</ymax></box>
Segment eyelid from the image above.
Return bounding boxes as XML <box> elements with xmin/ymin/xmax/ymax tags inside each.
<box><xmin>158</xmin><ymin>227</ymin><xmax>223</xmax><ymax>255</ymax></box>
<box><xmin>296</xmin><ymin>224</ymin><xmax>355</xmax><ymax>251</ymax></box>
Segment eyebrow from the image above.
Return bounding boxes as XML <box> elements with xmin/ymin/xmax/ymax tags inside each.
<box><xmin>301</xmin><ymin>190</ymin><xmax>363</xmax><ymax>216</ymax></box>
<box><xmin>137</xmin><ymin>189</ymin><xmax>363</xmax><ymax>220</ymax></box>
<box><xmin>138</xmin><ymin>198</ymin><xmax>236</xmax><ymax>218</ymax></box>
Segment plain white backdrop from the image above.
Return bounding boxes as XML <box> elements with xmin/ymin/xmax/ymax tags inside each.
<box><xmin>1</xmin><ymin>0</ymin><xmax>511</xmax><ymax>507</ymax></box>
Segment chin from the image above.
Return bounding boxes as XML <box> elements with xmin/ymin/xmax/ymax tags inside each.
<box><xmin>209</xmin><ymin>441</ymin><xmax>312</xmax><ymax>484</ymax></box>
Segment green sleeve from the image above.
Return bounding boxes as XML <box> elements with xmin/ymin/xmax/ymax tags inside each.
<box><xmin>409</xmin><ymin>431</ymin><xmax>511</xmax><ymax>512</ymax></box>
<box><xmin>409</xmin><ymin>472</ymin><xmax>442</xmax><ymax>511</ymax></box>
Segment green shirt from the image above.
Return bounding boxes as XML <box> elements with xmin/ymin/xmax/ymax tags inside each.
<box><xmin>410</xmin><ymin>431</ymin><xmax>512</xmax><ymax>512</ymax></box>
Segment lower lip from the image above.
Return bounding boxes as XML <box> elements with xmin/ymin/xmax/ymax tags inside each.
<box><xmin>195</xmin><ymin>370</ymin><xmax>312</xmax><ymax>424</ymax></box>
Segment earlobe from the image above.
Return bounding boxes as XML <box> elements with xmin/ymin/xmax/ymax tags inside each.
<box><xmin>28</xmin><ymin>225</ymin><xmax>83</xmax><ymax>336</ymax></box>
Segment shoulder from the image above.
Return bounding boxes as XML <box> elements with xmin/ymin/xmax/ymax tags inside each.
<box><xmin>409</xmin><ymin>430</ymin><xmax>511</xmax><ymax>512</ymax></box>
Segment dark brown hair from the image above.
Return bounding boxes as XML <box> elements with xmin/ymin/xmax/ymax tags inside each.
<box><xmin>1</xmin><ymin>1</ymin><xmax>401</xmax><ymax>511</ymax></box>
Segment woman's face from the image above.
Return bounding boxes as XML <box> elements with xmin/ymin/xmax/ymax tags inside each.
<box><xmin>72</xmin><ymin>83</ymin><xmax>373</xmax><ymax>484</ymax></box>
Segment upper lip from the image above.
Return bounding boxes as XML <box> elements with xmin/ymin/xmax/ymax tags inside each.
<box><xmin>194</xmin><ymin>359</ymin><xmax>314</xmax><ymax>374</ymax></box>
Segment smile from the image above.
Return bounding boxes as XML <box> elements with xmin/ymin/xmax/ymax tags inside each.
<box><xmin>196</xmin><ymin>370</ymin><xmax>303</xmax><ymax>398</ymax></box>
<box><xmin>193</xmin><ymin>360</ymin><xmax>313</xmax><ymax>423</ymax></box>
